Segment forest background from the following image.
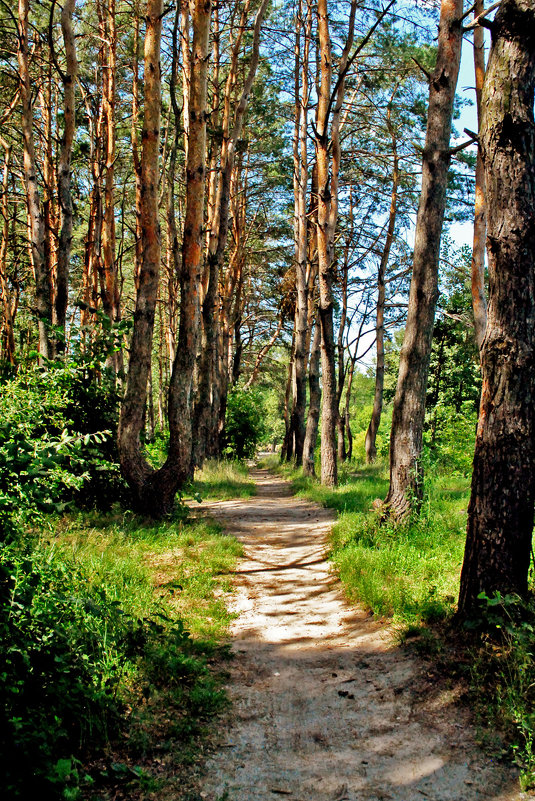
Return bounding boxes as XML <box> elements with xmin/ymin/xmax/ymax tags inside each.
<box><xmin>1</xmin><ymin>0</ymin><xmax>535</xmax><ymax>797</ymax></box>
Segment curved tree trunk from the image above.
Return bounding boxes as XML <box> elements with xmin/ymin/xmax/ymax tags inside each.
<box><xmin>385</xmin><ymin>0</ymin><xmax>463</xmax><ymax>520</ymax></box>
<box><xmin>458</xmin><ymin>0</ymin><xmax>535</xmax><ymax>614</ymax></box>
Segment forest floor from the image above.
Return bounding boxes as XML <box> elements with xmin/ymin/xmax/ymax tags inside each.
<box><xmin>195</xmin><ymin>468</ymin><xmax>527</xmax><ymax>801</ymax></box>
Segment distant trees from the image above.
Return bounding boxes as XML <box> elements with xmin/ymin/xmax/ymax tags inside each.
<box><xmin>458</xmin><ymin>0</ymin><xmax>535</xmax><ymax>613</ymax></box>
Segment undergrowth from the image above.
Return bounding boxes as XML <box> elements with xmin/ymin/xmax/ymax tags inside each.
<box><xmin>1</xmin><ymin>510</ymin><xmax>242</xmax><ymax>800</ymax></box>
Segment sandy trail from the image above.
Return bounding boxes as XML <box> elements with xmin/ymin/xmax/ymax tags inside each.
<box><xmin>199</xmin><ymin>469</ymin><xmax>525</xmax><ymax>801</ymax></box>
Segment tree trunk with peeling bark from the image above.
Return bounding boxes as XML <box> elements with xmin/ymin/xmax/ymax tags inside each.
<box><xmin>471</xmin><ymin>0</ymin><xmax>488</xmax><ymax>351</ymax></box>
<box><xmin>56</xmin><ymin>0</ymin><xmax>77</xmax><ymax>344</ymax></box>
<box><xmin>458</xmin><ymin>0</ymin><xmax>535</xmax><ymax>614</ymax></box>
<box><xmin>18</xmin><ymin>0</ymin><xmax>52</xmax><ymax>361</ymax></box>
<box><xmin>385</xmin><ymin>0</ymin><xmax>463</xmax><ymax>520</ymax></box>
<box><xmin>303</xmin><ymin>316</ymin><xmax>321</xmax><ymax>477</ymax></box>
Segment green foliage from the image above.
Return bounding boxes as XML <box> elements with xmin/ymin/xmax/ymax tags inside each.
<box><xmin>467</xmin><ymin>593</ymin><xmax>535</xmax><ymax>791</ymax></box>
<box><xmin>0</xmin><ymin>508</ymin><xmax>242</xmax><ymax>799</ymax></box>
<box><xmin>222</xmin><ymin>388</ymin><xmax>266</xmax><ymax>460</ymax></box>
<box><xmin>0</xmin><ymin>345</ymin><xmax>126</xmax><ymax>532</ymax></box>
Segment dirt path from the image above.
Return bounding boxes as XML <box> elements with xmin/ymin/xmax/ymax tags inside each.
<box><xmin>199</xmin><ymin>469</ymin><xmax>525</xmax><ymax>801</ymax></box>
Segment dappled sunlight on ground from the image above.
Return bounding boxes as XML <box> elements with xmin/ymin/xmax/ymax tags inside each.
<box><xmin>198</xmin><ymin>470</ymin><xmax>523</xmax><ymax>801</ymax></box>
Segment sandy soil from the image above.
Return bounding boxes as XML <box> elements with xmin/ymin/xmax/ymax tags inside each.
<box><xmin>198</xmin><ymin>469</ymin><xmax>527</xmax><ymax>801</ymax></box>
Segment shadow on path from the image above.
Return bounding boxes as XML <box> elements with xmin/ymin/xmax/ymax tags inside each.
<box><xmin>199</xmin><ymin>469</ymin><xmax>522</xmax><ymax>801</ymax></box>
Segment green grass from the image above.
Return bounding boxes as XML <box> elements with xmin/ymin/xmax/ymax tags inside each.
<box><xmin>2</xmin><ymin>473</ymin><xmax>247</xmax><ymax>799</ymax></box>
<box><xmin>272</xmin><ymin>458</ymin><xmax>468</xmax><ymax>626</ymax></box>
<box><xmin>190</xmin><ymin>459</ymin><xmax>256</xmax><ymax>501</ymax></box>
<box><xmin>57</xmin><ymin>509</ymin><xmax>243</xmax><ymax>641</ymax></box>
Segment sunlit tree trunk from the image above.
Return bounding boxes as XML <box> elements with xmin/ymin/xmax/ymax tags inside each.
<box><xmin>458</xmin><ymin>0</ymin><xmax>535</xmax><ymax>613</ymax></box>
<box><xmin>195</xmin><ymin>0</ymin><xmax>269</xmax><ymax>465</ymax></box>
<box><xmin>303</xmin><ymin>316</ymin><xmax>321</xmax><ymax>477</ymax></box>
<box><xmin>365</xmin><ymin>123</ymin><xmax>398</xmax><ymax>463</ymax></box>
<box><xmin>290</xmin><ymin>0</ymin><xmax>312</xmax><ymax>466</ymax></box>
<box><xmin>0</xmin><ymin>141</ymin><xmax>15</xmax><ymax>364</ymax></box>
<box><xmin>385</xmin><ymin>0</ymin><xmax>463</xmax><ymax>520</ymax></box>
<box><xmin>471</xmin><ymin>0</ymin><xmax>487</xmax><ymax>351</ymax></box>
<box><xmin>56</xmin><ymin>0</ymin><xmax>77</xmax><ymax>345</ymax></box>
<box><xmin>167</xmin><ymin>0</ymin><xmax>212</xmax><ymax>484</ymax></box>
<box><xmin>18</xmin><ymin>0</ymin><xmax>52</xmax><ymax>361</ymax></box>
<box><xmin>118</xmin><ymin>0</ymin><xmax>164</xmax><ymax>509</ymax></box>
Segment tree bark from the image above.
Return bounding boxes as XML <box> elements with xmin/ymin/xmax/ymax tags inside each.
<box><xmin>365</xmin><ymin>129</ymin><xmax>398</xmax><ymax>463</ymax></box>
<box><xmin>303</xmin><ymin>315</ymin><xmax>321</xmax><ymax>477</ymax></box>
<box><xmin>167</xmin><ymin>0</ymin><xmax>212</xmax><ymax>482</ymax></box>
<box><xmin>56</xmin><ymin>0</ymin><xmax>77</xmax><ymax>344</ymax></box>
<box><xmin>458</xmin><ymin>0</ymin><xmax>535</xmax><ymax>613</ymax></box>
<box><xmin>470</xmin><ymin>0</ymin><xmax>488</xmax><ymax>351</ymax></box>
<box><xmin>385</xmin><ymin>0</ymin><xmax>463</xmax><ymax>520</ymax></box>
<box><xmin>118</xmin><ymin>0</ymin><xmax>164</xmax><ymax>509</ymax></box>
<box><xmin>18</xmin><ymin>0</ymin><xmax>52</xmax><ymax>361</ymax></box>
<box><xmin>194</xmin><ymin>0</ymin><xmax>269</xmax><ymax>466</ymax></box>
<box><xmin>290</xmin><ymin>0</ymin><xmax>312</xmax><ymax>467</ymax></box>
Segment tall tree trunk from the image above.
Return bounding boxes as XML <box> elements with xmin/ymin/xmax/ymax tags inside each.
<box><xmin>458</xmin><ymin>0</ymin><xmax>535</xmax><ymax>613</ymax></box>
<box><xmin>385</xmin><ymin>0</ymin><xmax>463</xmax><ymax>520</ymax></box>
<box><xmin>303</xmin><ymin>315</ymin><xmax>321</xmax><ymax>477</ymax></box>
<box><xmin>195</xmin><ymin>0</ymin><xmax>269</xmax><ymax>466</ymax></box>
<box><xmin>118</xmin><ymin>0</ymin><xmax>164</xmax><ymax>509</ymax></box>
<box><xmin>18</xmin><ymin>0</ymin><xmax>52</xmax><ymax>361</ymax></box>
<box><xmin>290</xmin><ymin>0</ymin><xmax>312</xmax><ymax>467</ymax></box>
<box><xmin>56</xmin><ymin>0</ymin><xmax>77</xmax><ymax>345</ymax></box>
<box><xmin>365</xmin><ymin>130</ymin><xmax>399</xmax><ymax>463</ymax></box>
<box><xmin>167</xmin><ymin>0</ymin><xmax>212</xmax><ymax>483</ymax></box>
<box><xmin>315</xmin><ymin>0</ymin><xmax>337</xmax><ymax>487</ymax></box>
<box><xmin>0</xmin><ymin>141</ymin><xmax>15</xmax><ymax>365</ymax></box>
<box><xmin>470</xmin><ymin>0</ymin><xmax>488</xmax><ymax>351</ymax></box>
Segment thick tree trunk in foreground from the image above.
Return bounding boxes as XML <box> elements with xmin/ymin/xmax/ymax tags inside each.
<box><xmin>471</xmin><ymin>0</ymin><xmax>488</xmax><ymax>351</ymax></box>
<box><xmin>385</xmin><ymin>0</ymin><xmax>463</xmax><ymax>519</ymax></box>
<box><xmin>118</xmin><ymin>0</ymin><xmax>163</xmax><ymax>509</ymax></box>
<box><xmin>56</xmin><ymin>0</ymin><xmax>77</xmax><ymax>343</ymax></box>
<box><xmin>458</xmin><ymin>0</ymin><xmax>535</xmax><ymax>614</ymax></box>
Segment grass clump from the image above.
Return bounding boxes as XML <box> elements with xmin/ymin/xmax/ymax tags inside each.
<box><xmin>191</xmin><ymin>459</ymin><xmax>256</xmax><ymax>501</ymax></box>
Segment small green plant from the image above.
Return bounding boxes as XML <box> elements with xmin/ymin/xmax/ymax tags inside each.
<box><xmin>467</xmin><ymin>592</ymin><xmax>535</xmax><ymax>789</ymax></box>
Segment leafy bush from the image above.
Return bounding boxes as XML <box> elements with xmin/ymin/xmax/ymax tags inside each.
<box><xmin>0</xmin><ymin>540</ymin><xmax>128</xmax><ymax>797</ymax></box>
<box><xmin>222</xmin><ymin>388</ymin><xmax>266</xmax><ymax>460</ymax></box>
<box><xmin>0</xmin><ymin>354</ymin><xmax>125</xmax><ymax>526</ymax></box>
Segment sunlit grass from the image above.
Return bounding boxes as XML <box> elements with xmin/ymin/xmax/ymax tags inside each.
<box><xmin>55</xmin><ymin>509</ymin><xmax>243</xmax><ymax>641</ymax></box>
<box><xmin>271</xmin><ymin>457</ymin><xmax>468</xmax><ymax>625</ymax></box>
<box><xmin>191</xmin><ymin>458</ymin><xmax>256</xmax><ymax>501</ymax></box>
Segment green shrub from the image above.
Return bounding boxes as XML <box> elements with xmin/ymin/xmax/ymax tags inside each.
<box><xmin>222</xmin><ymin>388</ymin><xmax>266</xmax><ymax>460</ymax></box>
